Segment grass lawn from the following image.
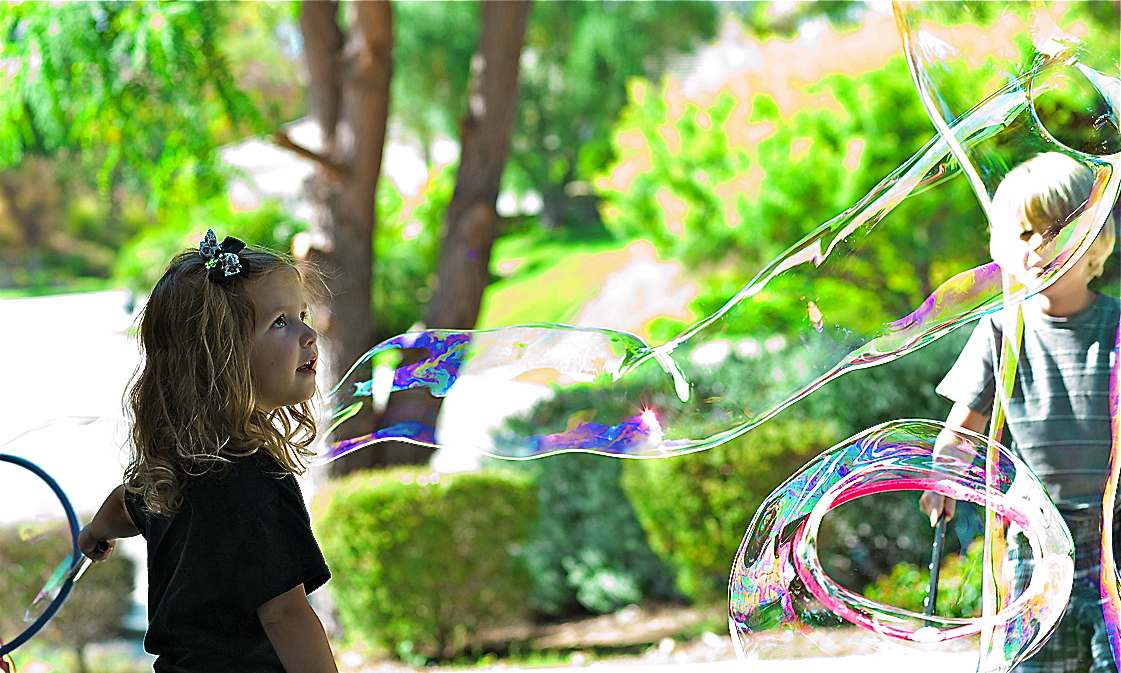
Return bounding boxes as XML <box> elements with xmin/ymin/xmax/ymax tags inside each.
<box><xmin>478</xmin><ymin>227</ymin><xmax>629</xmax><ymax>329</ymax></box>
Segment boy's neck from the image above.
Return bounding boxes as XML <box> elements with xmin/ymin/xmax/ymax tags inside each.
<box><xmin>1028</xmin><ymin>284</ymin><xmax>1096</xmax><ymax>318</ymax></box>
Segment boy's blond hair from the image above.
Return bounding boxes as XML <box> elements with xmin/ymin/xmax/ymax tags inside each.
<box><xmin>991</xmin><ymin>152</ymin><xmax>1116</xmax><ymax>279</ymax></box>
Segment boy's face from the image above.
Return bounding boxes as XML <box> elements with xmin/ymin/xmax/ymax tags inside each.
<box><xmin>988</xmin><ymin>213</ymin><xmax>1068</xmax><ymax>290</ymax></box>
<box><xmin>989</xmin><ymin>212</ymin><xmax>1097</xmax><ymax>300</ymax></box>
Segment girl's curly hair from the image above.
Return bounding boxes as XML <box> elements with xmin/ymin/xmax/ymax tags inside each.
<box><xmin>124</xmin><ymin>244</ymin><xmax>323</xmax><ymax>516</ymax></box>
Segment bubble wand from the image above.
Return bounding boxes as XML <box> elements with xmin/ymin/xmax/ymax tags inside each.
<box><xmin>0</xmin><ymin>454</ymin><xmax>82</xmax><ymax>658</ymax></box>
<box><xmin>925</xmin><ymin>513</ymin><xmax>948</xmax><ymax>625</ymax></box>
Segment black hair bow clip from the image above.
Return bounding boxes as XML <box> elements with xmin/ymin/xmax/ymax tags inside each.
<box><xmin>198</xmin><ymin>229</ymin><xmax>248</xmax><ymax>283</ymax></box>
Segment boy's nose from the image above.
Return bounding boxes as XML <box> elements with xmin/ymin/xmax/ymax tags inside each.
<box><xmin>1026</xmin><ymin>232</ymin><xmax>1046</xmax><ymax>251</ymax></box>
<box><xmin>1022</xmin><ymin>232</ymin><xmax>1052</xmax><ymax>269</ymax></box>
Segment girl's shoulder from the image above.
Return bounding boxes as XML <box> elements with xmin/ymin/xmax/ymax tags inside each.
<box><xmin>191</xmin><ymin>451</ymin><xmax>295</xmax><ymax>505</ymax></box>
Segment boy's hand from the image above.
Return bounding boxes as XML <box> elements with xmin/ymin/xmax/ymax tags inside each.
<box><xmin>919</xmin><ymin>491</ymin><xmax>956</xmax><ymax>527</ymax></box>
<box><xmin>77</xmin><ymin>525</ymin><xmax>114</xmax><ymax>561</ymax></box>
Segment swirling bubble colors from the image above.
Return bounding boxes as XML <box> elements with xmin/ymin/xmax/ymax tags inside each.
<box><xmin>729</xmin><ymin>420</ymin><xmax>1073</xmax><ymax>670</ymax></box>
<box><xmin>320</xmin><ymin>10</ymin><xmax>1118</xmax><ymax>466</ymax></box>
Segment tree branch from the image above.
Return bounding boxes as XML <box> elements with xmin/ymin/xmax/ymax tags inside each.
<box><xmin>272</xmin><ymin>130</ymin><xmax>348</xmax><ymax>182</ymax></box>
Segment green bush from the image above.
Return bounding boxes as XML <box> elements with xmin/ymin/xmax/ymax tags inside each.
<box><xmin>792</xmin><ymin>330</ymin><xmax>970</xmax><ymax>591</ymax></box>
<box><xmin>622</xmin><ymin>418</ymin><xmax>843</xmax><ymax>604</ymax></box>
<box><xmin>507</xmin><ymin>453</ymin><xmax>679</xmax><ymax>617</ymax></box>
<box><xmin>864</xmin><ymin>538</ymin><xmax>983</xmax><ymax>619</ymax></box>
<box><xmin>313</xmin><ymin>468</ymin><xmax>535</xmax><ymax>661</ymax></box>
<box><xmin>598</xmin><ymin>56</ymin><xmax>990</xmax><ymax>332</ymax></box>
<box><xmin>0</xmin><ymin>522</ymin><xmax>135</xmax><ymax>673</ymax></box>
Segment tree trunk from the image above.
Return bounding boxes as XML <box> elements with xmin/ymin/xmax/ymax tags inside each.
<box><xmin>377</xmin><ymin>0</ymin><xmax>531</xmax><ymax>466</ymax></box>
<box><xmin>291</xmin><ymin>0</ymin><xmax>393</xmax><ymax>477</ymax></box>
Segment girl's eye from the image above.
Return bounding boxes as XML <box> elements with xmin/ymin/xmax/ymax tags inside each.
<box><xmin>272</xmin><ymin>315</ymin><xmax>287</xmax><ymax>329</ymax></box>
<box><xmin>300</xmin><ymin>311</ymin><xmax>309</xmax><ymax>323</ymax></box>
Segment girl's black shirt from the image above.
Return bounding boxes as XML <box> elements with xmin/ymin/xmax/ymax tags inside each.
<box><xmin>124</xmin><ymin>452</ymin><xmax>331</xmax><ymax>673</ymax></box>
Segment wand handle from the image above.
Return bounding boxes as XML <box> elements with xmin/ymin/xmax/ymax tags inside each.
<box><xmin>925</xmin><ymin>514</ymin><xmax>947</xmax><ymax>623</ymax></box>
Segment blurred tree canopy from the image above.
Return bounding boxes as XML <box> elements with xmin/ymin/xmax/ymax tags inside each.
<box><xmin>389</xmin><ymin>1</ymin><xmax>719</xmax><ymax>229</ymax></box>
<box><xmin>0</xmin><ymin>3</ymin><xmax>280</xmax><ymax>202</ymax></box>
<box><xmin>597</xmin><ymin>55</ymin><xmax>991</xmax><ymax>336</ymax></box>
<box><xmin>0</xmin><ymin>2</ymin><xmax>296</xmax><ymax>288</ymax></box>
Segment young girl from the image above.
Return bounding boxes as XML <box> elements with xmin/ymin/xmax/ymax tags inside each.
<box><xmin>77</xmin><ymin>231</ymin><xmax>338</xmax><ymax>673</ymax></box>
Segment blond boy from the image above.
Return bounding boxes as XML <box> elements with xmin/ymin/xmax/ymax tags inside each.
<box><xmin>921</xmin><ymin>152</ymin><xmax>1118</xmax><ymax>672</ymax></box>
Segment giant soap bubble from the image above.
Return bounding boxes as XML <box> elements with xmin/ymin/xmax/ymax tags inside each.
<box><xmin>729</xmin><ymin>420</ymin><xmax>1073</xmax><ymax>666</ymax></box>
<box><xmin>321</xmin><ymin>1</ymin><xmax>1118</xmax><ymax>468</ymax></box>
<box><xmin>320</xmin><ymin>1</ymin><xmax>1118</xmax><ymax>670</ymax></box>
<box><xmin>896</xmin><ymin>2</ymin><xmax>1119</xmax><ymax>670</ymax></box>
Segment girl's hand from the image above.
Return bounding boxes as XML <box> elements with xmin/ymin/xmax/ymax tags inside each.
<box><xmin>77</xmin><ymin>525</ymin><xmax>114</xmax><ymax>561</ymax></box>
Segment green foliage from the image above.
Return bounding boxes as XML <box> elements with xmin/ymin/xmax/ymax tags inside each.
<box><xmin>622</xmin><ymin>418</ymin><xmax>843</xmax><ymax>604</ymax></box>
<box><xmin>0</xmin><ymin>2</ymin><xmax>302</xmax><ymax>291</ymax></box>
<box><xmin>498</xmin><ymin>310</ymin><xmax>969</xmax><ymax>607</ymax></box>
<box><xmin>498</xmin><ymin>452</ymin><xmax>678</xmax><ymax>617</ymax></box>
<box><xmin>792</xmin><ymin>325</ymin><xmax>967</xmax><ymax>437</ymax></box>
<box><xmin>314</xmin><ymin>468</ymin><xmax>535</xmax><ymax>661</ymax></box>
<box><xmin>864</xmin><ymin>538</ymin><xmax>983</xmax><ymax>619</ymax></box>
<box><xmin>0</xmin><ymin>155</ymin><xmax>150</xmax><ymax>290</ymax></box>
<box><xmin>373</xmin><ymin>164</ymin><xmax>454</xmax><ymax>341</ymax></box>
<box><xmin>791</xmin><ymin>329</ymin><xmax>968</xmax><ymax>591</ymax></box>
<box><xmin>111</xmin><ymin>197</ymin><xmax>306</xmax><ymax>295</ymax></box>
<box><xmin>389</xmin><ymin>1</ymin><xmax>478</xmax><ymax>152</ymax></box>
<box><xmin>0</xmin><ymin>3</ymin><xmax>269</xmax><ymax>206</ymax></box>
<box><xmin>517</xmin><ymin>2</ymin><xmax>718</xmax><ymax>226</ymax></box>
<box><xmin>727</xmin><ymin>1</ymin><xmax>865</xmax><ymax>40</ymax></box>
<box><xmin>0</xmin><ymin>522</ymin><xmax>135</xmax><ymax>669</ymax></box>
<box><xmin>599</xmin><ymin>56</ymin><xmax>990</xmax><ymax>330</ymax></box>
<box><xmin>389</xmin><ymin>1</ymin><xmax>717</xmax><ymax>227</ymax></box>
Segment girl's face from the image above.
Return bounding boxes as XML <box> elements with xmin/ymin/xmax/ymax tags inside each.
<box><xmin>246</xmin><ymin>269</ymin><xmax>318</xmax><ymax>412</ymax></box>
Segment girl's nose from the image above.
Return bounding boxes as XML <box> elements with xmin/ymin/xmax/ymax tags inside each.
<box><xmin>301</xmin><ymin>323</ymin><xmax>318</xmax><ymax>347</ymax></box>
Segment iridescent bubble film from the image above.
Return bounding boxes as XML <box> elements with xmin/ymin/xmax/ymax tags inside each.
<box><xmin>729</xmin><ymin>420</ymin><xmax>1073</xmax><ymax>668</ymax></box>
<box><xmin>321</xmin><ymin>3</ymin><xmax>1119</xmax><ymax>465</ymax></box>
<box><xmin>317</xmin><ymin>2</ymin><xmax>1118</xmax><ymax>670</ymax></box>
<box><xmin>897</xmin><ymin>2</ymin><xmax>1119</xmax><ymax>669</ymax></box>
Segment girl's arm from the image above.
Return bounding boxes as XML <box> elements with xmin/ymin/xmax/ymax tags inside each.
<box><xmin>258</xmin><ymin>584</ymin><xmax>339</xmax><ymax>673</ymax></box>
<box><xmin>77</xmin><ymin>485</ymin><xmax>140</xmax><ymax>561</ymax></box>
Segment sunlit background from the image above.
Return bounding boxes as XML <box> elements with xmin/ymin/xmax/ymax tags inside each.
<box><xmin>1</xmin><ymin>2</ymin><xmax>1118</xmax><ymax>672</ymax></box>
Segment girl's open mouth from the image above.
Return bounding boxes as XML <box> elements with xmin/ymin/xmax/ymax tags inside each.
<box><xmin>297</xmin><ymin>357</ymin><xmax>317</xmax><ymax>373</ymax></box>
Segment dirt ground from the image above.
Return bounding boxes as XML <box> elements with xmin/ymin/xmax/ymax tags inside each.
<box><xmin>334</xmin><ymin>601</ymin><xmax>984</xmax><ymax>673</ymax></box>
<box><xmin>335</xmin><ymin>603</ymin><xmax>736</xmax><ymax>672</ymax></box>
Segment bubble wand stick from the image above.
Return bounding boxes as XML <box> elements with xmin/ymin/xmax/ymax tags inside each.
<box><xmin>925</xmin><ymin>514</ymin><xmax>948</xmax><ymax>625</ymax></box>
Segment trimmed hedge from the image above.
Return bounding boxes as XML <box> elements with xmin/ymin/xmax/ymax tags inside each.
<box><xmin>313</xmin><ymin>468</ymin><xmax>535</xmax><ymax>660</ymax></box>
<box><xmin>514</xmin><ymin>452</ymin><xmax>678</xmax><ymax>617</ymax></box>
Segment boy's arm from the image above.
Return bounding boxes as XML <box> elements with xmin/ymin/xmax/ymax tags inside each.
<box><xmin>919</xmin><ymin>403</ymin><xmax>989</xmax><ymax>526</ymax></box>
<box><xmin>258</xmin><ymin>584</ymin><xmax>339</xmax><ymax>673</ymax></box>
<box><xmin>77</xmin><ymin>485</ymin><xmax>140</xmax><ymax>561</ymax></box>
